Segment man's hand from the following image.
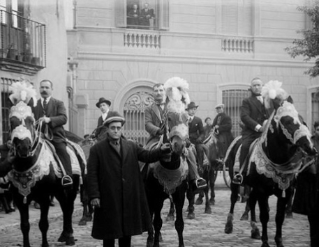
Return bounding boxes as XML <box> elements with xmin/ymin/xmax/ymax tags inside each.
<box><xmin>91</xmin><ymin>198</ymin><xmax>100</xmax><ymax>208</ymax></box>
<box><xmin>157</xmin><ymin>128</ymin><xmax>164</xmax><ymax>136</ymax></box>
<box><xmin>258</xmin><ymin>126</ymin><xmax>264</xmax><ymax>133</ymax></box>
<box><xmin>42</xmin><ymin>116</ymin><xmax>51</xmax><ymax>124</ymax></box>
<box><xmin>160</xmin><ymin>143</ymin><xmax>171</xmax><ymax>153</ymax></box>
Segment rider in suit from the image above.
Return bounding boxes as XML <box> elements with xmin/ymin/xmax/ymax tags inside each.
<box><xmin>212</xmin><ymin>104</ymin><xmax>234</xmax><ymax>159</ymax></box>
<box><xmin>235</xmin><ymin>78</ymin><xmax>268</xmax><ymax>183</ymax></box>
<box><xmin>94</xmin><ymin>97</ymin><xmax>111</xmax><ymax>138</ymax></box>
<box><xmin>145</xmin><ymin>83</ymin><xmax>166</xmax><ymax>148</ymax></box>
<box><xmin>32</xmin><ymin>79</ymin><xmax>73</xmax><ymax>188</ymax></box>
<box><xmin>186</xmin><ymin>101</ymin><xmax>207</xmax><ymax>190</ymax></box>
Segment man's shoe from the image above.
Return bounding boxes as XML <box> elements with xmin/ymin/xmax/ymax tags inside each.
<box><xmin>61</xmin><ymin>175</ymin><xmax>73</xmax><ymax>188</ymax></box>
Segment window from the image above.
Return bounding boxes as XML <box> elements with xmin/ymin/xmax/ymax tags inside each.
<box><xmin>1</xmin><ymin>78</ymin><xmax>17</xmax><ymax>144</ymax></box>
<box><xmin>311</xmin><ymin>89</ymin><xmax>319</xmax><ymax>132</ymax></box>
<box><xmin>0</xmin><ymin>0</ymin><xmax>6</xmax><ymax>24</ymax></box>
<box><xmin>222</xmin><ymin>89</ymin><xmax>251</xmax><ymax>137</ymax></box>
<box><xmin>115</xmin><ymin>0</ymin><xmax>169</xmax><ymax>31</ymax></box>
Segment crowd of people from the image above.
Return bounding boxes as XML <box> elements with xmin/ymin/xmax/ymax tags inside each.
<box><xmin>0</xmin><ymin>77</ymin><xmax>318</xmax><ymax>247</ymax></box>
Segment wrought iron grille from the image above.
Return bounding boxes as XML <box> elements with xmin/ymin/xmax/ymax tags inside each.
<box><xmin>0</xmin><ymin>9</ymin><xmax>46</xmax><ymax>67</ymax></box>
<box><xmin>311</xmin><ymin>89</ymin><xmax>319</xmax><ymax>132</ymax></box>
<box><xmin>122</xmin><ymin>91</ymin><xmax>154</xmax><ymax>146</ymax></box>
<box><xmin>222</xmin><ymin>89</ymin><xmax>251</xmax><ymax>137</ymax></box>
<box><xmin>1</xmin><ymin>77</ymin><xmax>17</xmax><ymax>143</ymax></box>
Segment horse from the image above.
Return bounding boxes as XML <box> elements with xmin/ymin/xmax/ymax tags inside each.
<box><xmin>194</xmin><ymin>131</ymin><xmax>225</xmax><ymax>212</ymax></box>
<box><xmin>224</xmin><ymin>99</ymin><xmax>317</xmax><ymax>247</ymax></box>
<box><xmin>8</xmin><ymin>99</ymin><xmax>86</xmax><ymax>247</ymax></box>
<box><xmin>144</xmin><ymin>111</ymin><xmax>190</xmax><ymax>247</ymax></box>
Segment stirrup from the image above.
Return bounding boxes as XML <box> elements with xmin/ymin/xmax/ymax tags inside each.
<box><xmin>61</xmin><ymin>175</ymin><xmax>73</xmax><ymax>187</ymax></box>
<box><xmin>196</xmin><ymin>178</ymin><xmax>207</xmax><ymax>189</ymax></box>
<box><xmin>233</xmin><ymin>174</ymin><xmax>243</xmax><ymax>185</ymax></box>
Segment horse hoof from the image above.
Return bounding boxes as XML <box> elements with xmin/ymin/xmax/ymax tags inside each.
<box><xmin>205</xmin><ymin>207</ymin><xmax>212</xmax><ymax>214</ymax></box>
<box><xmin>251</xmin><ymin>228</ymin><xmax>261</xmax><ymax>239</ymax></box>
<box><xmin>78</xmin><ymin>218</ymin><xmax>87</xmax><ymax>226</ymax></box>
<box><xmin>224</xmin><ymin>223</ymin><xmax>233</xmax><ymax>234</ymax></box>
<box><xmin>285</xmin><ymin>212</ymin><xmax>293</xmax><ymax>219</ymax></box>
<box><xmin>209</xmin><ymin>199</ymin><xmax>215</xmax><ymax>205</ymax></box>
<box><xmin>261</xmin><ymin>242</ymin><xmax>270</xmax><ymax>247</ymax></box>
<box><xmin>195</xmin><ymin>197</ymin><xmax>203</xmax><ymax>205</ymax></box>
<box><xmin>187</xmin><ymin>212</ymin><xmax>195</xmax><ymax>219</ymax></box>
<box><xmin>65</xmin><ymin>236</ymin><xmax>75</xmax><ymax>246</ymax></box>
<box><xmin>58</xmin><ymin>234</ymin><xmax>67</xmax><ymax>242</ymax></box>
<box><xmin>159</xmin><ymin>232</ymin><xmax>163</xmax><ymax>242</ymax></box>
<box><xmin>240</xmin><ymin>213</ymin><xmax>249</xmax><ymax>221</ymax></box>
<box><xmin>146</xmin><ymin>236</ymin><xmax>154</xmax><ymax>247</ymax></box>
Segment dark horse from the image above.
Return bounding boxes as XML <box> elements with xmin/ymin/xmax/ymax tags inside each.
<box><xmin>194</xmin><ymin>132</ymin><xmax>225</xmax><ymax>214</ymax></box>
<box><xmin>224</xmin><ymin>99</ymin><xmax>317</xmax><ymax>247</ymax></box>
<box><xmin>144</xmin><ymin>111</ymin><xmax>190</xmax><ymax>247</ymax></box>
<box><xmin>8</xmin><ymin>100</ymin><xmax>86</xmax><ymax>247</ymax></box>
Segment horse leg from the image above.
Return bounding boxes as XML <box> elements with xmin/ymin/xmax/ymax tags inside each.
<box><xmin>195</xmin><ymin>191</ymin><xmax>204</xmax><ymax>205</ymax></box>
<box><xmin>153</xmin><ymin>200</ymin><xmax>164</xmax><ymax>247</ymax></box>
<box><xmin>285</xmin><ymin>188</ymin><xmax>294</xmax><ymax>219</ymax></box>
<box><xmin>55</xmin><ymin>185</ymin><xmax>77</xmax><ymax>245</ymax></box>
<box><xmin>249</xmin><ymin>190</ymin><xmax>261</xmax><ymax>239</ymax></box>
<box><xmin>204</xmin><ymin>182</ymin><xmax>211</xmax><ymax>214</ymax></box>
<box><xmin>166</xmin><ymin>197</ymin><xmax>175</xmax><ymax>221</ymax></box>
<box><xmin>172</xmin><ymin>189</ymin><xmax>186</xmax><ymax>247</ymax></box>
<box><xmin>209</xmin><ymin>167</ymin><xmax>215</xmax><ymax>205</ymax></box>
<box><xmin>39</xmin><ymin>199</ymin><xmax>50</xmax><ymax>247</ymax></box>
<box><xmin>257</xmin><ymin>194</ymin><xmax>270</xmax><ymax>247</ymax></box>
<box><xmin>186</xmin><ymin>187</ymin><xmax>195</xmax><ymax>219</ymax></box>
<box><xmin>240</xmin><ymin>200</ymin><xmax>250</xmax><ymax>221</ymax></box>
<box><xmin>78</xmin><ymin>184</ymin><xmax>88</xmax><ymax>226</ymax></box>
<box><xmin>224</xmin><ymin>182</ymin><xmax>239</xmax><ymax>234</ymax></box>
<box><xmin>274</xmin><ymin>193</ymin><xmax>290</xmax><ymax>247</ymax></box>
<box><xmin>16</xmin><ymin>200</ymin><xmax>31</xmax><ymax>247</ymax></box>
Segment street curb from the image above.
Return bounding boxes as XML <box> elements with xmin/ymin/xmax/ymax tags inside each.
<box><xmin>0</xmin><ymin>207</ymin><xmax>83</xmax><ymax>234</ymax></box>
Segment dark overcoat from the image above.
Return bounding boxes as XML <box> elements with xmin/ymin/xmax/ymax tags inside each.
<box><xmin>240</xmin><ymin>96</ymin><xmax>268</xmax><ymax>139</ymax></box>
<box><xmin>212</xmin><ymin>112</ymin><xmax>234</xmax><ymax>157</ymax></box>
<box><xmin>32</xmin><ymin>98</ymin><xmax>67</xmax><ymax>143</ymax></box>
<box><xmin>188</xmin><ymin>116</ymin><xmax>205</xmax><ymax>144</ymax></box>
<box><xmin>87</xmin><ymin>135</ymin><xmax>163</xmax><ymax>240</ymax></box>
<box><xmin>95</xmin><ymin>112</ymin><xmax>110</xmax><ymax>138</ymax></box>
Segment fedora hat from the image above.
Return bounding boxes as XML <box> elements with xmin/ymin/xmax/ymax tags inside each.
<box><xmin>104</xmin><ymin>111</ymin><xmax>126</xmax><ymax>126</ymax></box>
<box><xmin>215</xmin><ymin>103</ymin><xmax>224</xmax><ymax>109</ymax></box>
<box><xmin>96</xmin><ymin>97</ymin><xmax>111</xmax><ymax>108</ymax></box>
<box><xmin>186</xmin><ymin>101</ymin><xmax>198</xmax><ymax>110</ymax></box>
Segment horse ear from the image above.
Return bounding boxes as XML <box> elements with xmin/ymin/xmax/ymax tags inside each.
<box><xmin>287</xmin><ymin>95</ymin><xmax>294</xmax><ymax>104</ymax></box>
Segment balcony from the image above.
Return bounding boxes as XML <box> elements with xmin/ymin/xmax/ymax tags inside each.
<box><xmin>0</xmin><ymin>10</ymin><xmax>46</xmax><ymax>75</ymax></box>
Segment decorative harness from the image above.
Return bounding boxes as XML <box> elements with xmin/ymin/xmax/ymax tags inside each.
<box><xmin>250</xmin><ymin>102</ymin><xmax>315</xmax><ymax>196</ymax></box>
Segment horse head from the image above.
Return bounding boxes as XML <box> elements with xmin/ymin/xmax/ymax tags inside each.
<box><xmin>272</xmin><ymin>101</ymin><xmax>317</xmax><ymax>157</ymax></box>
<box><xmin>10</xmin><ymin>101</ymin><xmax>37</xmax><ymax>158</ymax></box>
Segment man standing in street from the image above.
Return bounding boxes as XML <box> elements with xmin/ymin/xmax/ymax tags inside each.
<box><xmin>94</xmin><ymin>97</ymin><xmax>111</xmax><ymax>139</ymax></box>
<box><xmin>32</xmin><ymin>79</ymin><xmax>73</xmax><ymax>188</ymax></box>
<box><xmin>87</xmin><ymin>111</ymin><xmax>171</xmax><ymax>247</ymax></box>
<box><xmin>211</xmin><ymin>104</ymin><xmax>234</xmax><ymax>159</ymax></box>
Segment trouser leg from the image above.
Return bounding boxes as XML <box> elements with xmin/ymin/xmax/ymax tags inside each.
<box><xmin>103</xmin><ymin>239</ymin><xmax>115</xmax><ymax>247</ymax></box>
<box><xmin>119</xmin><ymin>236</ymin><xmax>131</xmax><ymax>247</ymax></box>
<box><xmin>53</xmin><ymin>141</ymin><xmax>72</xmax><ymax>176</ymax></box>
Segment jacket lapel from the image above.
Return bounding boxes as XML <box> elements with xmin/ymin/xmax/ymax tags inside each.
<box><xmin>151</xmin><ymin>104</ymin><xmax>162</xmax><ymax>122</ymax></box>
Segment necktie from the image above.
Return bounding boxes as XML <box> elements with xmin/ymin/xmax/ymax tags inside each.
<box><xmin>43</xmin><ymin>99</ymin><xmax>48</xmax><ymax>115</ymax></box>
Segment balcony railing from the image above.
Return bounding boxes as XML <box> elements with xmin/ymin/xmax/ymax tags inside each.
<box><xmin>0</xmin><ymin>10</ymin><xmax>46</xmax><ymax>72</ymax></box>
<box><xmin>124</xmin><ymin>31</ymin><xmax>161</xmax><ymax>49</ymax></box>
<box><xmin>221</xmin><ymin>38</ymin><xmax>254</xmax><ymax>53</ymax></box>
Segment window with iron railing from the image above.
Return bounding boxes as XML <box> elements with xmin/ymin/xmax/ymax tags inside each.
<box><xmin>0</xmin><ymin>8</ymin><xmax>46</xmax><ymax>68</ymax></box>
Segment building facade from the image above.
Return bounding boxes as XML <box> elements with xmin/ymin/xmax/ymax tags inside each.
<box><xmin>66</xmin><ymin>0</ymin><xmax>319</xmax><ymax>145</ymax></box>
<box><xmin>0</xmin><ymin>0</ymin><xmax>69</xmax><ymax>144</ymax></box>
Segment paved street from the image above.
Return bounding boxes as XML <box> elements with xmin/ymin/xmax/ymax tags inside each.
<box><xmin>0</xmin><ymin>174</ymin><xmax>311</xmax><ymax>247</ymax></box>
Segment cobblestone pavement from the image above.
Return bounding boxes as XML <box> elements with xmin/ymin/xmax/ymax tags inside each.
<box><xmin>0</xmin><ymin>175</ymin><xmax>311</xmax><ymax>247</ymax></box>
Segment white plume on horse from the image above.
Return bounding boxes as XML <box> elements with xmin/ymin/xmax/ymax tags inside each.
<box><xmin>261</xmin><ymin>80</ymin><xmax>289</xmax><ymax>109</ymax></box>
<box><xmin>9</xmin><ymin>80</ymin><xmax>37</xmax><ymax>107</ymax></box>
<box><xmin>164</xmin><ymin>77</ymin><xmax>190</xmax><ymax>113</ymax></box>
